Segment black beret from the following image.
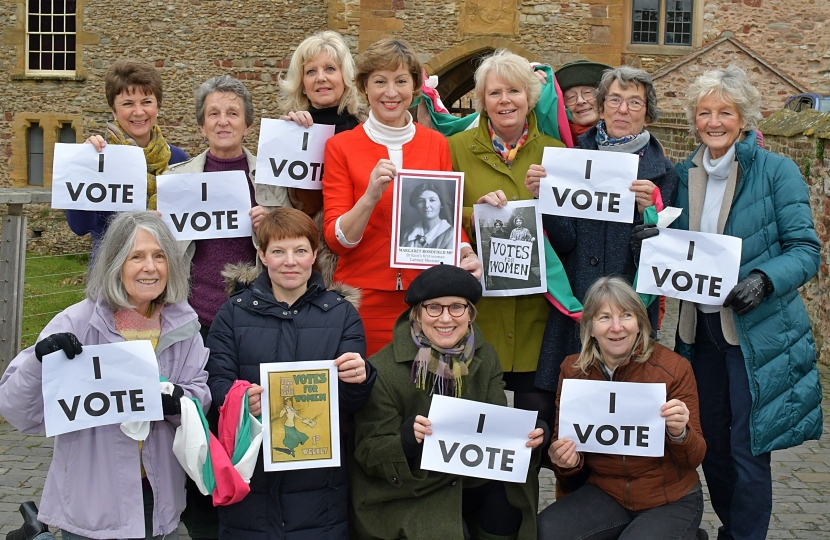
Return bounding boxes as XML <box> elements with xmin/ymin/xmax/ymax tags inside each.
<box><xmin>555</xmin><ymin>60</ymin><xmax>612</xmax><ymax>92</ymax></box>
<box><xmin>405</xmin><ymin>264</ymin><xmax>482</xmax><ymax>306</ymax></box>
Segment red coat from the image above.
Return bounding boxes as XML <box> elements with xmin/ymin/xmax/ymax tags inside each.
<box><xmin>322</xmin><ymin>124</ymin><xmax>455</xmax><ymax>290</ymax></box>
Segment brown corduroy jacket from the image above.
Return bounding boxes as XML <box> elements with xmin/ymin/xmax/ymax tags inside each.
<box><xmin>554</xmin><ymin>342</ymin><xmax>706</xmax><ymax>511</ymax></box>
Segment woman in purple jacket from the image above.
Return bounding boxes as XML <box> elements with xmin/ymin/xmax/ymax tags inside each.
<box><xmin>0</xmin><ymin>211</ymin><xmax>210</xmax><ymax>540</ymax></box>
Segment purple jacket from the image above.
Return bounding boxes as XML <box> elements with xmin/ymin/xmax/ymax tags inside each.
<box><xmin>0</xmin><ymin>298</ymin><xmax>210</xmax><ymax>539</ymax></box>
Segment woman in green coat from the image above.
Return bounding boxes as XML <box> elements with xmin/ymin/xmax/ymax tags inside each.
<box><xmin>350</xmin><ymin>264</ymin><xmax>546</xmax><ymax>540</ymax></box>
<box><xmin>448</xmin><ymin>49</ymin><xmax>564</xmax><ymax>422</ymax></box>
<box><xmin>632</xmin><ymin>65</ymin><xmax>822</xmax><ymax>540</ymax></box>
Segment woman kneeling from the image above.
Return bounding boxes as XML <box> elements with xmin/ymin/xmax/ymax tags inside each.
<box><xmin>350</xmin><ymin>264</ymin><xmax>546</xmax><ymax>540</ymax></box>
<box><xmin>537</xmin><ymin>277</ymin><xmax>705</xmax><ymax>540</ymax></box>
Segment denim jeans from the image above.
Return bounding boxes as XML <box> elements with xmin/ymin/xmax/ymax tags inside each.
<box><xmin>693</xmin><ymin>311</ymin><xmax>772</xmax><ymax>540</ymax></box>
<box><xmin>61</xmin><ymin>485</ymin><xmax>180</xmax><ymax>540</ymax></box>
<box><xmin>536</xmin><ymin>483</ymin><xmax>703</xmax><ymax>539</ymax></box>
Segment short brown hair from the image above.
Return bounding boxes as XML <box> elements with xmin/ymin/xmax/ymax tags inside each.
<box><xmin>355</xmin><ymin>38</ymin><xmax>423</xmax><ymax>97</ymax></box>
<box><xmin>255</xmin><ymin>207</ymin><xmax>319</xmax><ymax>253</ymax></box>
<box><xmin>105</xmin><ymin>59</ymin><xmax>164</xmax><ymax>109</ymax></box>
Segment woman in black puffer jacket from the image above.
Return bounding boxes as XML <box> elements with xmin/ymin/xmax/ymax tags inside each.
<box><xmin>206</xmin><ymin>207</ymin><xmax>376</xmax><ymax>540</ymax></box>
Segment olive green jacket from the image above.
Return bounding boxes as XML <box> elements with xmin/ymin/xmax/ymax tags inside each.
<box><xmin>349</xmin><ymin>314</ymin><xmax>540</xmax><ymax>539</ymax></box>
<box><xmin>449</xmin><ymin>112</ymin><xmax>564</xmax><ymax>372</ymax></box>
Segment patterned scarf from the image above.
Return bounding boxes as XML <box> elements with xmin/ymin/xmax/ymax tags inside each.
<box><xmin>488</xmin><ymin>118</ymin><xmax>529</xmax><ymax>169</ymax></box>
<box><xmin>107</xmin><ymin>121</ymin><xmax>172</xmax><ymax>210</ymax></box>
<box><xmin>410</xmin><ymin>322</ymin><xmax>475</xmax><ymax>397</ymax></box>
<box><xmin>594</xmin><ymin>120</ymin><xmax>651</xmax><ymax>155</ymax></box>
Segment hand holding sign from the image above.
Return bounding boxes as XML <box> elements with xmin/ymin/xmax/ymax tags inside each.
<box><xmin>51</xmin><ymin>143</ymin><xmax>148</xmax><ymax>212</ymax></box>
<box><xmin>255</xmin><ymin>119</ymin><xmax>335</xmax><ymax>189</ymax></box>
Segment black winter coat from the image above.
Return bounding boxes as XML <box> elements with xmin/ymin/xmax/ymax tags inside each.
<box><xmin>206</xmin><ymin>269</ymin><xmax>376</xmax><ymax>540</ymax></box>
<box><xmin>534</xmin><ymin>128</ymin><xmax>679</xmax><ymax>392</ymax></box>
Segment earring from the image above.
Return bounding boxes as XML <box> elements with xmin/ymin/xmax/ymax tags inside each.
<box><xmin>202</xmin><ymin>137</ymin><xmax>207</xmax><ymax>144</ymax></box>
<box><xmin>243</xmin><ymin>136</ymin><xmax>248</xmax><ymax>143</ymax></box>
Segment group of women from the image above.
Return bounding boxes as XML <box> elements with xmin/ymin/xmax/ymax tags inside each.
<box><xmin>0</xmin><ymin>27</ymin><xmax>820</xmax><ymax>540</ymax></box>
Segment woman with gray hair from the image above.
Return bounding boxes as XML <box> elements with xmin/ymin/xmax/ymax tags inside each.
<box><xmin>0</xmin><ymin>211</ymin><xmax>210</xmax><ymax>540</ymax></box>
<box><xmin>164</xmin><ymin>73</ymin><xmax>289</xmax><ymax>540</ymax></box>
<box><xmin>632</xmin><ymin>64</ymin><xmax>822</xmax><ymax>540</ymax></box>
<box><xmin>448</xmin><ymin>49</ymin><xmax>565</xmax><ymax>423</ymax></box>
<box><xmin>526</xmin><ymin>66</ymin><xmax>678</xmax><ymax>458</ymax></box>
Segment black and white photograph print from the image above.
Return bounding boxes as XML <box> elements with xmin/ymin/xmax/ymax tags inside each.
<box><xmin>473</xmin><ymin>200</ymin><xmax>547</xmax><ymax>297</ymax></box>
<box><xmin>391</xmin><ymin>169</ymin><xmax>463</xmax><ymax>269</ymax></box>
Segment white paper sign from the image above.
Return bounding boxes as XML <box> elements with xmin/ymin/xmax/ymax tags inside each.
<box><xmin>473</xmin><ymin>201</ymin><xmax>547</xmax><ymax>297</ymax></box>
<box><xmin>390</xmin><ymin>169</ymin><xmax>464</xmax><ymax>269</ymax></box>
<box><xmin>421</xmin><ymin>395</ymin><xmax>537</xmax><ymax>483</ymax></box>
<box><xmin>254</xmin><ymin>119</ymin><xmax>335</xmax><ymax>189</ymax></box>
<box><xmin>259</xmin><ymin>360</ymin><xmax>340</xmax><ymax>472</ymax></box>
<box><xmin>539</xmin><ymin>147</ymin><xmax>638</xmax><ymax>223</ymax></box>
<box><xmin>558</xmin><ymin>379</ymin><xmax>666</xmax><ymax>457</ymax></box>
<box><xmin>157</xmin><ymin>171</ymin><xmax>253</xmax><ymax>241</ymax></box>
<box><xmin>51</xmin><ymin>143</ymin><xmax>148</xmax><ymax>211</ymax></box>
<box><xmin>636</xmin><ymin>228</ymin><xmax>742</xmax><ymax>306</ymax></box>
<box><xmin>41</xmin><ymin>341</ymin><xmax>163</xmax><ymax>437</ymax></box>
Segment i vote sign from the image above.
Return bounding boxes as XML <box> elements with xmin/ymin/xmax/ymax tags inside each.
<box><xmin>51</xmin><ymin>143</ymin><xmax>148</xmax><ymax>211</ymax></box>
<box><xmin>421</xmin><ymin>395</ymin><xmax>537</xmax><ymax>483</ymax></box>
<box><xmin>539</xmin><ymin>147</ymin><xmax>638</xmax><ymax>223</ymax></box>
<box><xmin>558</xmin><ymin>379</ymin><xmax>666</xmax><ymax>457</ymax></box>
<box><xmin>41</xmin><ymin>341</ymin><xmax>164</xmax><ymax>437</ymax></box>
<box><xmin>636</xmin><ymin>228</ymin><xmax>742</xmax><ymax>306</ymax></box>
<box><xmin>157</xmin><ymin>171</ymin><xmax>253</xmax><ymax>241</ymax></box>
<box><xmin>255</xmin><ymin>119</ymin><xmax>335</xmax><ymax>190</ymax></box>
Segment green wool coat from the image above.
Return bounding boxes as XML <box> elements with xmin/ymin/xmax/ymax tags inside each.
<box><xmin>674</xmin><ymin>130</ymin><xmax>823</xmax><ymax>455</ymax></box>
<box><xmin>349</xmin><ymin>314</ymin><xmax>540</xmax><ymax>539</ymax></box>
<box><xmin>449</xmin><ymin>112</ymin><xmax>564</xmax><ymax>373</ymax></box>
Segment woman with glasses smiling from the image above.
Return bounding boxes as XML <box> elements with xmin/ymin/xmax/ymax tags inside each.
<box><xmin>555</xmin><ymin>60</ymin><xmax>611</xmax><ymax>142</ymax></box>
<box><xmin>526</xmin><ymin>67</ymin><xmax>679</xmax><ymax>479</ymax></box>
<box><xmin>350</xmin><ymin>264</ymin><xmax>547</xmax><ymax>539</ymax></box>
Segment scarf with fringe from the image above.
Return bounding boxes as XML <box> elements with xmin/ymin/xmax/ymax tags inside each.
<box><xmin>107</xmin><ymin>120</ymin><xmax>171</xmax><ymax>210</ymax></box>
<box><xmin>410</xmin><ymin>322</ymin><xmax>475</xmax><ymax>397</ymax></box>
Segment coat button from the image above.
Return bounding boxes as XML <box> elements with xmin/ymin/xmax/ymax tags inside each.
<box><xmin>590</xmin><ymin>256</ymin><xmax>599</xmax><ymax>266</ymax></box>
<box><xmin>236</xmin><ymin>298</ymin><xmax>242</xmax><ymax>302</ymax></box>
<box><xmin>508</xmin><ymin>333</ymin><xmax>514</xmax><ymax>339</ymax></box>
<box><xmin>337</xmin><ymin>297</ymin><xmax>342</xmax><ymax>301</ymax></box>
<box><xmin>253</xmin><ymin>301</ymin><xmax>258</xmax><ymax>306</ymax></box>
<box><xmin>392</xmin><ymin>477</ymin><xmax>399</xmax><ymax>484</ymax></box>
<box><xmin>283</xmin><ymin>311</ymin><xmax>288</xmax><ymax>315</ymax></box>
<box><xmin>450</xmin><ymin>480</ymin><xmax>457</xmax><ymax>487</ymax></box>
<box><xmin>512</xmin><ymin>196</ymin><xmax>518</xmax><ymax>201</ymax></box>
<box><xmin>484</xmin><ymin>156</ymin><xmax>489</xmax><ymax>160</ymax></box>
<box><xmin>324</xmin><ymin>303</ymin><xmax>329</xmax><ymax>307</ymax></box>
<box><xmin>471</xmin><ymin>145</ymin><xmax>476</xmax><ymax>149</ymax></box>
<box><xmin>294</xmin><ymin>310</ymin><xmax>298</xmax><ymax>314</ymax></box>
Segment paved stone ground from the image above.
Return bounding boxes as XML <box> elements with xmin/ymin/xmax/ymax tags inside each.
<box><xmin>0</xmin><ymin>300</ymin><xmax>826</xmax><ymax>538</ymax></box>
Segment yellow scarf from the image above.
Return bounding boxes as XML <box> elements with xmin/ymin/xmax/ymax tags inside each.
<box><xmin>106</xmin><ymin>121</ymin><xmax>172</xmax><ymax>210</ymax></box>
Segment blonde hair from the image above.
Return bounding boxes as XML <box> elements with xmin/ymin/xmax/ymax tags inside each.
<box><xmin>685</xmin><ymin>65</ymin><xmax>762</xmax><ymax>133</ymax></box>
<box><xmin>473</xmin><ymin>49</ymin><xmax>542</xmax><ymax>114</ymax></box>
<box><xmin>574</xmin><ymin>277</ymin><xmax>653</xmax><ymax>374</ymax></box>
<box><xmin>278</xmin><ymin>31</ymin><xmax>365</xmax><ymax>118</ymax></box>
<box><xmin>355</xmin><ymin>38</ymin><xmax>424</xmax><ymax>98</ymax></box>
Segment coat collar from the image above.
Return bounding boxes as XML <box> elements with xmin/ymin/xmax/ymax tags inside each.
<box><xmin>244</xmin><ymin>270</ymin><xmax>343</xmax><ymax>315</ymax></box>
<box><xmin>579</xmin><ymin>126</ymin><xmax>670</xmax><ymax>182</ymax></box>
<box><xmin>469</xmin><ymin>110</ymin><xmax>543</xmax><ymax>153</ymax></box>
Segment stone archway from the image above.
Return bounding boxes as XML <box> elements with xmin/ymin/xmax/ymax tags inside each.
<box><xmin>424</xmin><ymin>38</ymin><xmax>541</xmax><ymax>114</ymax></box>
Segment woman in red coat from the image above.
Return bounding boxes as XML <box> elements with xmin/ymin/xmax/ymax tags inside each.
<box><xmin>322</xmin><ymin>38</ymin><xmax>481</xmax><ymax>355</ymax></box>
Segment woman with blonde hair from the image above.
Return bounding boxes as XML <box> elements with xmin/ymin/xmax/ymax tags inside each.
<box><xmin>537</xmin><ymin>277</ymin><xmax>706</xmax><ymax>540</ymax></box>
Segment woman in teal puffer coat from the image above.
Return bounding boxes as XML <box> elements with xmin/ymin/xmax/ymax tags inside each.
<box><xmin>633</xmin><ymin>65</ymin><xmax>822</xmax><ymax>540</ymax></box>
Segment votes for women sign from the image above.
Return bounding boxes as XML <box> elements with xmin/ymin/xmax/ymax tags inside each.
<box><xmin>473</xmin><ymin>200</ymin><xmax>546</xmax><ymax>297</ymax></box>
<box><xmin>254</xmin><ymin>119</ymin><xmax>335</xmax><ymax>190</ymax></box>
<box><xmin>636</xmin><ymin>228</ymin><xmax>742</xmax><ymax>306</ymax></box>
<box><xmin>41</xmin><ymin>341</ymin><xmax>163</xmax><ymax>437</ymax></box>
<box><xmin>157</xmin><ymin>171</ymin><xmax>253</xmax><ymax>241</ymax></box>
<box><xmin>51</xmin><ymin>143</ymin><xmax>148</xmax><ymax>212</ymax></box>
<box><xmin>539</xmin><ymin>147</ymin><xmax>638</xmax><ymax>223</ymax></box>
<box><xmin>558</xmin><ymin>379</ymin><xmax>666</xmax><ymax>458</ymax></box>
<box><xmin>421</xmin><ymin>395</ymin><xmax>537</xmax><ymax>483</ymax></box>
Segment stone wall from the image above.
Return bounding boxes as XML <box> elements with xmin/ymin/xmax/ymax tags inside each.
<box><xmin>650</xmin><ymin>109</ymin><xmax>830</xmax><ymax>366</ymax></box>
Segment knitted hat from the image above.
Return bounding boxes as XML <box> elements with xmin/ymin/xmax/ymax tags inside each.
<box><xmin>555</xmin><ymin>60</ymin><xmax>612</xmax><ymax>92</ymax></box>
<box><xmin>405</xmin><ymin>264</ymin><xmax>482</xmax><ymax>306</ymax></box>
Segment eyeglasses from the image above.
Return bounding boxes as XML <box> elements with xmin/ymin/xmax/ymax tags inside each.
<box><xmin>604</xmin><ymin>96</ymin><xmax>646</xmax><ymax>112</ymax></box>
<box><xmin>564</xmin><ymin>89</ymin><xmax>596</xmax><ymax>105</ymax></box>
<box><xmin>422</xmin><ymin>302</ymin><xmax>469</xmax><ymax>318</ymax></box>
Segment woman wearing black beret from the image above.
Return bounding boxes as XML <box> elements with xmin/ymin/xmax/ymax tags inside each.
<box><xmin>349</xmin><ymin>264</ymin><xmax>548</xmax><ymax>540</ymax></box>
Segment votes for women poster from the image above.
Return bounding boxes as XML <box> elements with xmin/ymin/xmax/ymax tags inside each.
<box><xmin>473</xmin><ymin>200</ymin><xmax>547</xmax><ymax>297</ymax></box>
<box><xmin>259</xmin><ymin>361</ymin><xmax>340</xmax><ymax>472</ymax></box>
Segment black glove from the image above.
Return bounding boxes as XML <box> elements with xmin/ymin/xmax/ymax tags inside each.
<box><xmin>34</xmin><ymin>333</ymin><xmax>82</xmax><ymax>362</ymax></box>
<box><xmin>723</xmin><ymin>271</ymin><xmax>771</xmax><ymax>315</ymax></box>
<box><xmin>629</xmin><ymin>223</ymin><xmax>659</xmax><ymax>257</ymax></box>
<box><xmin>161</xmin><ymin>384</ymin><xmax>185</xmax><ymax>416</ymax></box>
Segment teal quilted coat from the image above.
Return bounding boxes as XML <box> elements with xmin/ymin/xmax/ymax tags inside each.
<box><xmin>674</xmin><ymin>130</ymin><xmax>823</xmax><ymax>455</ymax></box>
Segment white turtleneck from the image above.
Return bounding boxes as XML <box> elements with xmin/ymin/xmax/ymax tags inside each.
<box><xmin>362</xmin><ymin>110</ymin><xmax>416</xmax><ymax>169</ymax></box>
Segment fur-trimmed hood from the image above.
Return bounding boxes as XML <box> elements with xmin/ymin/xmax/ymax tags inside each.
<box><xmin>220</xmin><ymin>262</ymin><xmax>360</xmax><ymax>309</ymax></box>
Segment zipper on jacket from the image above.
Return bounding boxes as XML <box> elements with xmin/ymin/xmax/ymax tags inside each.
<box><xmin>396</xmin><ymin>270</ymin><xmax>403</xmax><ymax>291</ymax></box>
